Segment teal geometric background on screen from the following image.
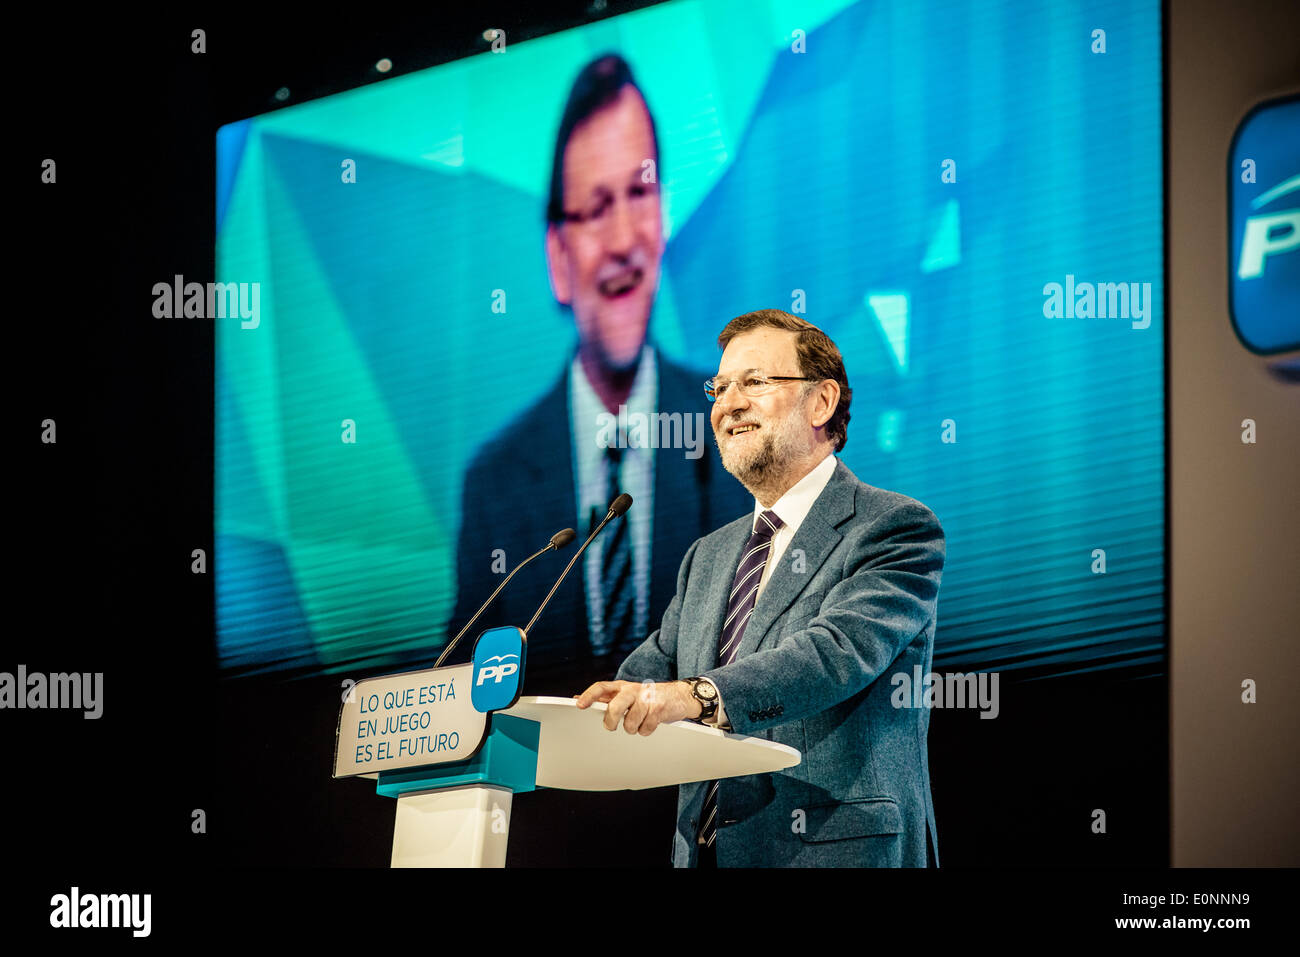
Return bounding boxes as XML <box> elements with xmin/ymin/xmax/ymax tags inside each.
<box><xmin>216</xmin><ymin>0</ymin><xmax>1163</xmax><ymax>679</ymax></box>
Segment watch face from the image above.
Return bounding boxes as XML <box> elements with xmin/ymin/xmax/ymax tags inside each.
<box><xmin>695</xmin><ymin>680</ymin><xmax>717</xmax><ymax>701</ymax></box>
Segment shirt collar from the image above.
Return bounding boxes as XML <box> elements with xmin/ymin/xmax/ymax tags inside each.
<box><xmin>754</xmin><ymin>453</ymin><xmax>838</xmax><ymax>533</ymax></box>
<box><xmin>570</xmin><ymin>344</ymin><xmax>656</xmax><ymax>444</ymax></box>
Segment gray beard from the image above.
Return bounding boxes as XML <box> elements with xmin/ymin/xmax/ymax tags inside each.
<box><xmin>724</xmin><ymin>434</ymin><xmax>774</xmax><ymax>481</ymax></box>
<box><xmin>720</xmin><ymin>431</ymin><xmax>794</xmax><ymax>502</ymax></box>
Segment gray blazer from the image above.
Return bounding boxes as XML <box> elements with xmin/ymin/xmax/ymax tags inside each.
<box><xmin>616</xmin><ymin>458</ymin><xmax>945</xmax><ymax>867</ymax></box>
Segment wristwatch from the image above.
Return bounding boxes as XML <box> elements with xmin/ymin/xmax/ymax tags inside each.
<box><xmin>685</xmin><ymin>676</ymin><xmax>719</xmax><ymax>721</ymax></box>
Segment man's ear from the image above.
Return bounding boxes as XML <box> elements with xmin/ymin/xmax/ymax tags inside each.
<box><xmin>810</xmin><ymin>380</ymin><xmax>840</xmax><ymax>430</ymax></box>
<box><xmin>545</xmin><ymin>224</ymin><xmax>572</xmax><ymax>305</ymax></box>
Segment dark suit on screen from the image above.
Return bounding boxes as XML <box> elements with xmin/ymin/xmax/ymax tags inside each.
<box><xmin>450</xmin><ymin>347</ymin><xmax>750</xmax><ymax>694</ymax></box>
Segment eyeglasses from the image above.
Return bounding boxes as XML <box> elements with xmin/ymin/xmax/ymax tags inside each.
<box><xmin>704</xmin><ymin>372</ymin><xmax>815</xmax><ymax>402</ymax></box>
<box><xmin>561</xmin><ymin>182</ymin><xmax>660</xmax><ymax>230</ymax></box>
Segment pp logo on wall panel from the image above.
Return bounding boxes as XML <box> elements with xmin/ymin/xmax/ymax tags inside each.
<box><xmin>1229</xmin><ymin>94</ymin><xmax>1299</xmax><ymax>355</ymax></box>
<box><xmin>471</xmin><ymin>626</ymin><xmax>526</xmax><ymax>713</ymax></box>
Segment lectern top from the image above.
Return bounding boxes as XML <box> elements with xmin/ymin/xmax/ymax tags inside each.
<box><xmin>500</xmin><ymin>696</ymin><xmax>800</xmax><ymax>791</ymax></box>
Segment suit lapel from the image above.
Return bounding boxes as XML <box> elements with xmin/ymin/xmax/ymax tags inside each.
<box><xmin>651</xmin><ymin>357</ymin><xmax>701</xmax><ymax>613</ymax></box>
<box><xmin>521</xmin><ymin>363</ymin><xmax>585</xmax><ymax>645</ymax></box>
<box><xmin>734</xmin><ymin>460</ymin><xmax>856</xmax><ymax>660</ymax></box>
<box><xmin>524</xmin><ymin>364</ymin><xmax>581</xmax><ymax>529</ymax></box>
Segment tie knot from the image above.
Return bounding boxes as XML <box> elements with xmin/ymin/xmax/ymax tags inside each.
<box><xmin>755</xmin><ymin>510</ymin><xmax>784</xmax><ymax>537</ymax></box>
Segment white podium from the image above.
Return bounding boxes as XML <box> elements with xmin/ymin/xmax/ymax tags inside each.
<box><xmin>381</xmin><ymin>695</ymin><xmax>800</xmax><ymax>867</ymax></box>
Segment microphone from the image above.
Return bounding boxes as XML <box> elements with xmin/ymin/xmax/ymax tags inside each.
<box><xmin>522</xmin><ymin>493</ymin><xmax>633</xmax><ymax>637</ymax></box>
<box><xmin>435</xmin><ymin>527</ymin><xmax>576</xmax><ymax>667</ymax></box>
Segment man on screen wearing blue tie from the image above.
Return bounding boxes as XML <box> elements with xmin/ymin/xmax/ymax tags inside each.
<box><xmin>577</xmin><ymin>309</ymin><xmax>945</xmax><ymax>867</ymax></box>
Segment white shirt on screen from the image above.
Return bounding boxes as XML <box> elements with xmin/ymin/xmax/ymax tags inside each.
<box><xmin>569</xmin><ymin>345</ymin><xmax>655</xmax><ymax>655</ymax></box>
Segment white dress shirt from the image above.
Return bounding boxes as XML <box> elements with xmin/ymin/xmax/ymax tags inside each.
<box><xmin>704</xmin><ymin>452</ymin><xmax>839</xmax><ymax>729</ymax></box>
<box><xmin>569</xmin><ymin>346</ymin><xmax>656</xmax><ymax>654</ymax></box>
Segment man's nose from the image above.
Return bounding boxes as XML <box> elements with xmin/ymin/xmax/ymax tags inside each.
<box><xmin>714</xmin><ymin>386</ymin><xmax>750</xmax><ymax>420</ymax></box>
<box><xmin>606</xmin><ymin>193</ymin><xmax>637</xmax><ymax>253</ymax></box>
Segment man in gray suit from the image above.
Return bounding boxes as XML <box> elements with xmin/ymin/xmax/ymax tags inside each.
<box><xmin>577</xmin><ymin>308</ymin><xmax>945</xmax><ymax>867</ymax></box>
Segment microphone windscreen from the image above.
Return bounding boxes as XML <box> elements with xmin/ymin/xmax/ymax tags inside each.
<box><xmin>550</xmin><ymin>527</ymin><xmax>577</xmax><ymax>549</ymax></box>
<box><xmin>609</xmin><ymin>493</ymin><xmax>633</xmax><ymax>518</ymax></box>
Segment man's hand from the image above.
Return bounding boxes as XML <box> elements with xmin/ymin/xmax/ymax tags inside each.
<box><xmin>574</xmin><ymin>680</ymin><xmax>702</xmax><ymax>735</ymax></box>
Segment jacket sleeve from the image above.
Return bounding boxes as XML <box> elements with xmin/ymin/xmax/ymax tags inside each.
<box><xmin>700</xmin><ymin>501</ymin><xmax>945</xmax><ymax>736</ymax></box>
<box><xmin>615</xmin><ymin>536</ymin><xmax>703</xmax><ymax>684</ymax></box>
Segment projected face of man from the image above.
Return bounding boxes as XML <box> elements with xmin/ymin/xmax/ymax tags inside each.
<box><xmin>546</xmin><ymin>85</ymin><xmax>663</xmax><ymax>374</ymax></box>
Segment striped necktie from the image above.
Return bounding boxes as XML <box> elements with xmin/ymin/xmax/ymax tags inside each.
<box><xmin>697</xmin><ymin>509</ymin><xmax>785</xmax><ymax>854</ymax></box>
<box><xmin>597</xmin><ymin>444</ymin><xmax>634</xmax><ymax>656</ymax></box>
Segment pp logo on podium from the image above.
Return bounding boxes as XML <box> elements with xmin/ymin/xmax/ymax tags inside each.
<box><xmin>471</xmin><ymin>626</ymin><xmax>527</xmax><ymax>713</ymax></box>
